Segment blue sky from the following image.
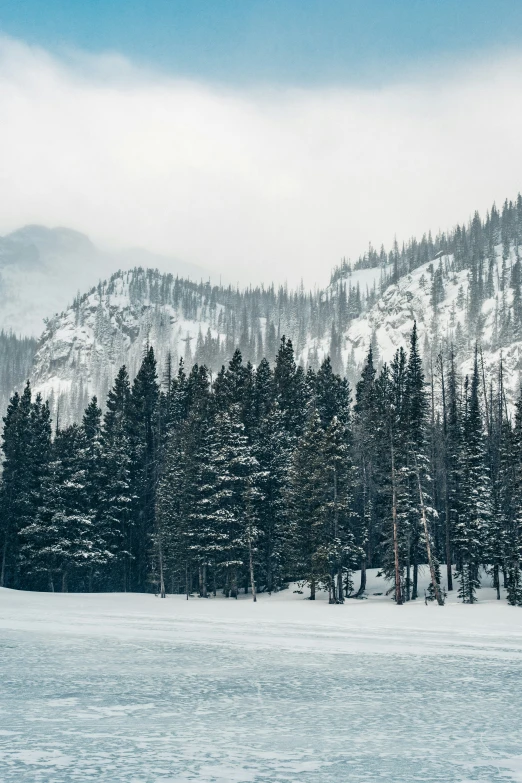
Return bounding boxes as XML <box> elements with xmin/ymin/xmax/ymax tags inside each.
<box><xmin>1</xmin><ymin>0</ymin><xmax>522</xmax><ymax>85</ymax></box>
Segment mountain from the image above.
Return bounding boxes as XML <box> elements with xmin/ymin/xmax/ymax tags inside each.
<box><xmin>341</xmin><ymin>251</ymin><xmax>522</xmax><ymax>401</ymax></box>
<box><xmin>0</xmin><ymin>331</ymin><xmax>37</xmax><ymax>414</ymax></box>
<box><xmin>0</xmin><ymin>225</ymin><xmax>213</xmax><ymax>337</ymax></box>
<box><xmin>24</xmin><ymin>195</ymin><xmax>522</xmax><ymax>421</ymax></box>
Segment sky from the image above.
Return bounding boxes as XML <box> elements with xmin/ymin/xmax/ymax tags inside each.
<box><xmin>1</xmin><ymin>1</ymin><xmax>522</xmax><ymax>286</ymax></box>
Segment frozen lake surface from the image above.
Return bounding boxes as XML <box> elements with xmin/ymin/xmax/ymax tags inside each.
<box><xmin>1</xmin><ymin>570</ymin><xmax>522</xmax><ymax>783</ymax></box>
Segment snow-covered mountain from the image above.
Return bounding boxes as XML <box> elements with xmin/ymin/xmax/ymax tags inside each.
<box><xmin>31</xmin><ymin>269</ymin><xmax>229</xmax><ymax>419</ymax></box>
<box><xmin>0</xmin><ymin>225</ymin><xmax>213</xmax><ymax>337</ymax></box>
<box><xmin>28</xmin><ymin>251</ymin><xmax>520</xmax><ymax>422</ymax></box>
<box><xmin>339</xmin><ymin>250</ymin><xmax>522</xmax><ymax>401</ymax></box>
<box><xmin>25</xmin><ymin>198</ymin><xmax>522</xmax><ymax>419</ymax></box>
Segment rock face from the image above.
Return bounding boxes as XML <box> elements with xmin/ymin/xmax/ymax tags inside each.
<box><xmin>31</xmin><ymin>268</ymin><xmax>225</xmax><ymax>421</ymax></box>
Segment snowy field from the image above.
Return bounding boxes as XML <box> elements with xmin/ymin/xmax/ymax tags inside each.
<box><xmin>1</xmin><ymin>569</ymin><xmax>522</xmax><ymax>783</ymax></box>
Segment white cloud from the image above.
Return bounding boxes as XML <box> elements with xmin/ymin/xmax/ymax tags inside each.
<box><xmin>1</xmin><ymin>36</ymin><xmax>522</xmax><ymax>287</ymax></box>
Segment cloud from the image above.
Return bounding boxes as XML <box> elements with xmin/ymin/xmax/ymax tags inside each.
<box><xmin>1</xmin><ymin>36</ymin><xmax>522</xmax><ymax>287</ymax></box>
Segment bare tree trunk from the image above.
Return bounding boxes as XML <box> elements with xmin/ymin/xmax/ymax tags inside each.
<box><xmin>185</xmin><ymin>560</ymin><xmax>189</xmax><ymax>600</ymax></box>
<box><xmin>248</xmin><ymin>532</ymin><xmax>257</xmax><ymax>603</ymax></box>
<box><xmin>48</xmin><ymin>569</ymin><xmax>54</xmax><ymax>592</ymax></box>
<box><xmin>391</xmin><ymin>440</ymin><xmax>403</xmax><ymax>605</ymax></box>
<box><xmin>414</xmin><ymin>453</ymin><xmax>444</xmax><ymax>606</ymax></box>
<box><xmin>439</xmin><ymin>354</ymin><xmax>453</xmax><ymax>591</ymax></box>
<box><xmin>310</xmin><ymin>577</ymin><xmax>316</xmax><ymax>600</ymax></box>
<box><xmin>157</xmin><ymin>537</ymin><xmax>165</xmax><ymax>598</ymax></box>
<box><xmin>337</xmin><ymin>567</ymin><xmax>344</xmax><ymax>603</ymax></box>
<box><xmin>62</xmin><ymin>569</ymin><xmax>68</xmax><ymax>593</ymax></box>
<box><xmin>201</xmin><ymin>563</ymin><xmax>207</xmax><ymax>598</ymax></box>
<box><xmin>356</xmin><ymin>470</ymin><xmax>368</xmax><ymax>598</ymax></box>
<box><xmin>494</xmin><ymin>564</ymin><xmax>501</xmax><ymax>600</ymax></box>
<box><xmin>405</xmin><ymin>539</ymin><xmax>411</xmax><ymax>602</ymax></box>
<box><xmin>332</xmin><ymin>468</ymin><xmax>340</xmax><ymax>604</ymax></box>
<box><xmin>445</xmin><ymin>505</ymin><xmax>453</xmax><ymax>591</ymax></box>
<box><xmin>0</xmin><ymin>534</ymin><xmax>6</xmax><ymax>588</ymax></box>
<box><xmin>128</xmin><ymin>528</ymin><xmax>133</xmax><ymax>592</ymax></box>
<box><xmin>355</xmin><ymin>557</ymin><xmax>366</xmax><ymax>597</ymax></box>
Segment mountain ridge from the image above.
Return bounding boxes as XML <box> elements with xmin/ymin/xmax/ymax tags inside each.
<box><xmin>3</xmin><ymin>194</ymin><xmax>521</xmax><ymax>421</ymax></box>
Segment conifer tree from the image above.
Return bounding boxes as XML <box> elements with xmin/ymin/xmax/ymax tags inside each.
<box><xmin>454</xmin><ymin>355</ymin><xmax>492</xmax><ymax>603</ymax></box>
<box><xmin>128</xmin><ymin>347</ymin><xmax>160</xmax><ymax>590</ymax></box>
<box><xmin>0</xmin><ymin>382</ymin><xmax>33</xmax><ymax>587</ymax></box>
<box><xmin>274</xmin><ymin>337</ymin><xmax>307</xmax><ymax>438</ymax></box>
<box><xmin>287</xmin><ymin>410</ymin><xmax>327</xmax><ymax>600</ymax></box>
<box><xmin>322</xmin><ymin>415</ymin><xmax>358</xmax><ymax>602</ymax></box>
<box><xmin>254</xmin><ymin>403</ymin><xmax>291</xmax><ymax>593</ymax></box>
<box><xmin>505</xmin><ymin>387</ymin><xmax>522</xmax><ymax>605</ymax></box>
<box><xmin>44</xmin><ymin>424</ymin><xmax>99</xmax><ymax>592</ymax></box>
<box><xmin>17</xmin><ymin>394</ymin><xmax>52</xmax><ymax>589</ymax></box>
<box><xmin>101</xmin><ymin>367</ymin><xmax>133</xmax><ymax>590</ymax></box>
<box><xmin>381</xmin><ymin>349</ymin><xmax>409</xmax><ymax>603</ymax></box>
<box><xmin>404</xmin><ymin>322</ymin><xmax>437</xmax><ymax>601</ymax></box>
<box><xmin>353</xmin><ymin>347</ymin><xmax>378</xmax><ymax>592</ymax></box>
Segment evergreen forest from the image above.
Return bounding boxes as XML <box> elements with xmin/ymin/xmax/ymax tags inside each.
<box><xmin>2</xmin><ymin>326</ymin><xmax>521</xmax><ymax>607</ymax></box>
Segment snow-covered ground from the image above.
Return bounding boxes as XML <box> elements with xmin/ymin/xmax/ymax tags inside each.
<box><xmin>1</xmin><ymin>568</ymin><xmax>522</xmax><ymax>782</ymax></box>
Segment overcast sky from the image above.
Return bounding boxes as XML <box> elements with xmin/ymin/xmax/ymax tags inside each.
<box><xmin>1</xmin><ymin>2</ymin><xmax>522</xmax><ymax>287</ymax></box>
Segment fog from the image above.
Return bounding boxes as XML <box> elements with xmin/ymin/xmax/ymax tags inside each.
<box><xmin>1</xmin><ymin>36</ymin><xmax>522</xmax><ymax>287</ymax></box>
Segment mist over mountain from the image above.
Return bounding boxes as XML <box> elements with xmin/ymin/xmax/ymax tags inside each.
<box><xmin>0</xmin><ymin>225</ymin><xmax>213</xmax><ymax>338</ymax></box>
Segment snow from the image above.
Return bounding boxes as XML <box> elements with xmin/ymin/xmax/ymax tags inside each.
<box><xmin>30</xmin><ymin>269</ymin><xmax>227</xmax><ymax>419</ymax></box>
<box><xmin>339</xmin><ymin>249</ymin><xmax>522</xmax><ymax>403</ymax></box>
<box><xmin>29</xmin><ymin>241</ymin><xmax>522</xmax><ymax>423</ymax></box>
<box><xmin>1</xmin><ymin>568</ymin><xmax>522</xmax><ymax>782</ymax></box>
<box><xmin>338</xmin><ymin>264</ymin><xmax>391</xmax><ymax>293</ymax></box>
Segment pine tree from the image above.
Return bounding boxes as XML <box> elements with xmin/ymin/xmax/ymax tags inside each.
<box><xmin>17</xmin><ymin>394</ymin><xmax>53</xmax><ymax>589</ymax></box>
<box><xmin>80</xmin><ymin>397</ymin><xmax>111</xmax><ymax>590</ymax></box>
<box><xmin>128</xmin><ymin>347</ymin><xmax>160</xmax><ymax>591</ymax></box>
<box><xmin>190</xmin><ymin>404</ymin><xmax>263</xmax><ymax>598</ymax></box>
<box><xmin>439</xmin><ymin>349</ymin><xmax>462</xmax><ymax>592</ymax></box>
<box><xmin>0</xmin><ymin>382</ymin><xmax>33</xmax><ymax>587</ymax></box>
<box><xmin>505</xmin><ymin>387</ymin><xmax>522</xmax><ymax>605</ymax></box>
<box><xmin>454</xmin><ymin>355</ymin><xmax>492</xmax><ymax>603</ymax></box>
<box><xmin>101</xmin><ymin>366</ymin><xmax>133</xmax><ymax>591</ymax></box>
<box><xmin>287</xmin><ymin>410</ymin><xmax>327</xmax><ymax>600</ymax></box>
<box><xmin>254</xmin><ymin>403</ymin><xmax>291</xmax><ymax>593</ymax></box>
<box><xmin>155</xmin><ymin>422</ymin><xmax>189</xmax><ymax>596</ymax></box>
<box><xmin>353</xmin><ymin>347</ymin><xmax>378</xmax><ymax>593</ymax></box>
<box><xmin>322</xmin><ymin>416</ymin><xmax>358</xmax><ymax>602</ymax></box>
<box><xmin>274</xmin><ymin>337</ymin><xmax>308</xmax><ymax>438</ymax></box>
<box><xmin>381</xmin><ymin>348</ymin><xmax>409</xmax><ymax>603</ymax></box>
<box><xmin>44</xmin><ymin>424</ymin><xmax>99</xmax><ymax>592</ymax></box>
<box><xmin>315</xmin><ymin>356</ymin><xmax>350</xmax><ymax>429</ymax></box>
<box><xmin>404</xmin><ymin>322</ymin><xmax>437</xmax><ymax>601</ymax></box>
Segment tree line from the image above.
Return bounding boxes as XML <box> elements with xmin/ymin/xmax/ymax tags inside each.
<box><xmin>1</xmin><ymin>328</ymin><xmax>521</xmax><ymax>606</ymax></box>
